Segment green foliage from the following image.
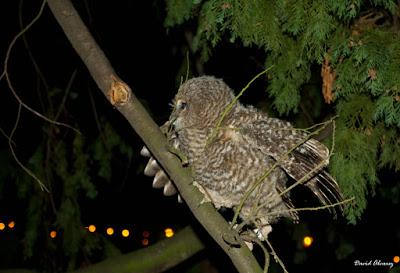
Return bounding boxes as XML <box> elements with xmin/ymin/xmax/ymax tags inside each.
<box><xmin>23</xmin><ymin>194</ymin><xmax>44</xmax><ymax>258</ymax></box>
<box><xmin>329</xmin><ymin>0</ymin><xmax>362</xmax><ymax>21</ymax></box>
<box><xmin>335</xmin><ymin>239</ymin><xmax>355</xmax><ymax>260</ymax></box>
<box><xmin>379</xmin><ymin>128</ymin><xmax>400</xmax><ymax>171</ymax></box>
<box><xmin>8</xmin><ymin>116</ymin><xmax>133</xmax><ymax>271</ymax></box>
<box><xmin>375</xmin><ymin>96</ymin><xmax>400</xmax><ymax>127</ymax></box>
<box><xmin>165</xmin><ymin>0</ymin><xmax>199</xmax><ymax>27</ymax></box>
<box><xmin>389</xmin><ymin>266</ymin><xmax>400</xmax><ymax>273</ymax></box>
<box><xmin>165</xmin><ymin>0</ymin><xmax>400</xmax><ymax>223</ymax></box>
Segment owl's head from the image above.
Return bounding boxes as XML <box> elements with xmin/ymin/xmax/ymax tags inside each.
<box><xmin>170</xmin><ymin>76</ymin><xmax>235</xmax><ymax>130</ymax></box>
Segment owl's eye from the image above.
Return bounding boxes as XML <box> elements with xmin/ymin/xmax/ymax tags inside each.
<box><xmin>177</xmin><ymin>100</ymin><xmax>187</xmax><ymax>110</ymax></box>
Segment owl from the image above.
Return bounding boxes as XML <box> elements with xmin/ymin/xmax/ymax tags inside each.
<box><xmin>141</xmin><ymin>76</ymin><xmax>343</xmax><ymax>239</ymax></box>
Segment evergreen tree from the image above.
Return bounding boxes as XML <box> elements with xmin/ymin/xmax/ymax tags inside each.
<box><xmin>165</xmin><ymin>0</ymin><xmax>400</xmax><ymax>224</ymax></box>
<box><xmin>1</xmin><ymin>1</ymin><xmax>399</xmax><ymax>272</ymax></box>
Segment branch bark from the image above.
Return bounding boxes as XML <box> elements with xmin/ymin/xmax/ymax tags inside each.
<box><xmin>74</xmin><ymin>226</ymin><xmax>204</xmax><ymax>273</ymax></box>
<box><xmin>0</xmin><ymin>226</ymin><xmax>203</xmax><ymax>273</ymax></box>
<box><xmin>46</xmin><ymin>0</ymin><xmax>263</xmax><ymax>272</ymax></box>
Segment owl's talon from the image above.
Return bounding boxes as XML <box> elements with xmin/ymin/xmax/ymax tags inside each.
<box><xmin>244</xmin><ymin>241</ymin><xmax>254</xmax><ymax>251</ymax></box>
<box><xmin>144</xmin><ymin>158</ymin><xmax>160</xmax><ymax>176</ymax></box>
<box><xmin>164</xmin><ymin>181</ymin><xmax>177</xmax><ymax>196</ymax></box>
<box><xmin>152</xmin><ymin>170</ymin><xmax>169</xmax><ymax>188</ymax></box>
<box><xmin>140</xmin><ymin>146</ymin><xmax>151</xmax><ymax>157</ymax></box>
<box><xmin>177</xmin><ymin>194</ymin><xmax>183</xmax><ymax>203</ymax></box>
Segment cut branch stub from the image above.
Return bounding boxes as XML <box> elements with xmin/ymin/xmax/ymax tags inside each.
<box><xmin>108</xmin><ymin>75</ymin><xmax>131</xmax><ymax>106</ymax></box>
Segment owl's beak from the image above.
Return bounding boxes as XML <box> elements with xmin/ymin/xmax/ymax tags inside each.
<box><xmin>169</xmin><ymin>107</ymin><xmax>181</xmax><ymax>130</ymax></box>
<box><xmin>171</xmin><ymin>117</ymin><xmax>182</xmax><ymax>131</ymax></box>
<box><xmin>169</xmin><ymin>99</ymin><xmax>189</xmax><ymax>130</ymax></box>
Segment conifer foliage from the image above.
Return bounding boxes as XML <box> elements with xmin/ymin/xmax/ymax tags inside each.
<box><xmin>165</xmin><ymin>0</ymin><xmax>400</xmax><ymax>223</ymax></box>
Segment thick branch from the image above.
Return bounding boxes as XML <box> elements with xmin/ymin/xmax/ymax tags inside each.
<box><xmin>0</xmin><ymin>268</ymin><xmax>38</xmax><ymax>273</ymax></box>
<box><xmin>0</xmin><ymin>227</ymin><xmax>203</xmax><ymax>273</ymax></box>
<box><xmin>74</xmin><ymin>226</ymin><xmax>204</xmax><ymax>273</ymax></box>
<box><xmin>46</xmin><ymin>0</ymin><xmax>263</xmax><ymax>272</ymax></box>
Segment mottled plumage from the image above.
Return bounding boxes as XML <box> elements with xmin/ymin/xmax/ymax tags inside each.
<box><xmin>142</xmin><ymin>76</ymin><xmax>343</xmax><ymax>236</ymax></box>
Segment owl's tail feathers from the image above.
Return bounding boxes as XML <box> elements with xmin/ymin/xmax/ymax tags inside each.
<box><xmin>285</xmin><ymin>139</ymin><xmax>345</xmax><ymax>217</ymax></box>
<box><xmin>306</xmin><ymin>170</ymin><xmax>344</xmax><ymax>217</ymax></box>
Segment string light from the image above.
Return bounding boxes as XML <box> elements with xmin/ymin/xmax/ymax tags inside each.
<box><xmin>8</xmin><ymin>221</ymin><xmax>15</xmax><ymax>229</ymax></box>
<box><xmin>88</xmin><ymin>225</ymin><xmax>96</xmax><ymax>233</ymax></box>
<box><xmin>164</xmin><ymin>228</ymin><xmax>174</xmax><ymax>238</ymax></box>
<box><xmin>142</xmin><ymin>238</ymin><xmax>149</xmax><ymax>246</ymax></box>
<box><xmin>122</xmin><ymin>229</ymin><xmax>130</xmax><ymax>237</ymax></box>
<box><xmin>50</xmin><ymin>231</ymin><xmax>57</xmax><ymax>238</ymax></box>
<box><xmin>0</xmin><ymin>223</ymin><xmax>5</xmax><ymax>231</ymax></box>
<box><xmin>394</xmin><ymin>256</ymin><xmax>400</xmax><ymax>264</ymax></box>
<box><xmin>106</xmin><ymin>227</ymin><xmax>114</xmax><ymax>235</ymax></box>
<box><xmin>303</xmin><ymin>235</ymin><xmax>313</xmax><ymax>248</ymax></box>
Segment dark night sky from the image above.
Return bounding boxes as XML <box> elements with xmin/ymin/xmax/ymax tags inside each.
<box><xmin>0</xmin><ymin>1</ymin><xmax>399</xmax><ymax>273</ymax></box>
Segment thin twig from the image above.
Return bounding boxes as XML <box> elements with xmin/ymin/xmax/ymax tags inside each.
<box><xmin>3</xmin><ymin>0</ymin><xmax>77</xmax><ymax>191</ymax></box>
<box><xmin>208</xmin><ymin>67</ymin><xmax>273</xmax><ymax>144</ymax></box>
<box><xmin>185</xmin><ymin>50</ymin><xmax>190</xmax><ymax>82</ymax></box>
<box><xmin>19</xmin><ymin>0</ymin><xmax>48</xmax><ymax>114</ymax></box>
<box><xmin>265</xmin><ymin>238</ymin><xmax>289</xmax><ymax>273</ymax></box>
<box><xmin>261</xmin><ymin>197</ymin><xmax>354</xmax><ymax>217</ymax></box>
<box><xmin>0</xmin><ymin>127</ymin><xmax>16</xmax><ymax>146</ymax></box>
<box><xmin>88</xmin><ymin>87</ymin><xmax>107</xmax><ymax>145</ymax></box>
<box><xmin>55</xmin><ymin>69</ymin><xmax>77</xmax><ymax>120</ymax></box>
<box><xmin>18</xmin><ymin>0</ymin><xmax>49</xmax><ymax>91</ymax></box>
<box><xmin>241</xmin><ymin>232</ymin><xmax>270</xmax><ymax>273</ymax></box>
<box><xmin>251</xmin><ymin>235</ymin><xmax>270</xmax><ymax>273</ymax></box>
<box><xmin>45</xmin><ymin>136</ymin><xmax>57</xmax><ymax>214</ymax></box>
<box><xmin>9</xmin><ymin>104</ymin><xmax>49</xmax><ymax>191</ymax></box>
<box><xmin>2</xmin><ymin>0</ymin><xmax>80</xmax><ymax>135</ymax></box>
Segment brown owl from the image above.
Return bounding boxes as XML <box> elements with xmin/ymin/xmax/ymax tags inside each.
<box><xmin>141</xmin><ymin>76</ymin><xmax>343</xmax><ymax>238</ymax></box>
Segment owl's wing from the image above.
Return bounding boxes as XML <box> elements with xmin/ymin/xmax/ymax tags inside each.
<box><xmin>240</xmin><ymin>118</ymin><xmax>344</xmax><ymax>215</ymax></box>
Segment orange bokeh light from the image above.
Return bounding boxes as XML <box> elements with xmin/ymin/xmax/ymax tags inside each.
<box><xmin>164</xmin><ymin>228</ymin><xmax>174</xmax><ymax>238</ymax></box>
<box><xmin>122</xmin><ymin>229</ymin><xmax>130</xmax><ymax>237</ymax></box>
<box><xmin>0</xmin><ymin>223</ymin><xmax>5</xmax><ymax>230</ymax></box>
<box><xmin>88</xmin><ymin>225</ymin><xmax>96</xmax><ymax>233</ymax></box>
<box><xmin>142</xmin><ymin>238</ymin><xmax>149</xmax><ymax>246</ymax></box>
<box><xmin>50</xmin><ymin>231</ymin><xmax>57</xmax><ymax>238</ymax></box>
<box><xmin>106</xmin><ymin>227</ymin><xmax>114</xmax><ymax>235</ymax></box>
<box><xmin>8</xmin><ymin>221</ymin><xmax>15</xmax><ymax>229</ymax></box>
<box><xmin>394</xmin><ymin>256</ymin><xmax>400</xmax><ymax>264</ymax></box>
<box><xmin>303</xmin><ymin>236</ymin><xmax>313</xmax><ymax>248</ymax></box>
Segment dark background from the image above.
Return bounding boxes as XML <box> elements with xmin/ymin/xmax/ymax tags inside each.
<box><xmin>0</xmin><ymin>1</ymin><xmax>399</xmax><ymax>273</ymax></box>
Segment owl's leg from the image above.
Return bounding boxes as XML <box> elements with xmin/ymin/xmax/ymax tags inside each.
<box><xmin>254</xmin><ymin>218</ymin><xmax>272</xmax><ymax>241</ymax></box>
<box><xmin>254</xmin><ymin>225</ymin><xmax>272</xmax><ymax>240</ymax></box>
<box><xmin>236</xmin><ymin>222</ymin><xmax>272</xmax><ymax>251</ymax></box>
<box><xmin>229</xmin><ymin>223</ymin><xmax>254</xmax><ymax>251</ymax></box>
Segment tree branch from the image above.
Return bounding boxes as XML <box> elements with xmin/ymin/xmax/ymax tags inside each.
<box><xmin>0</xmin><ymin>227</ymin><xmax>203</xmax><ymax>273</ymax></box>
<box><xmin>74</xmin><ymin>226</ymin><xmax>204</xmax><ymax>273</ymax></box>
<box><xmin>0</xmin><ymin>268</ymin><xmax>38</xmax><ymax>273</ymax></box>
<box><xmin>46</xmin><ymin>0</ymin><xmax>263</xmax><ymax>272</ymax></box>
